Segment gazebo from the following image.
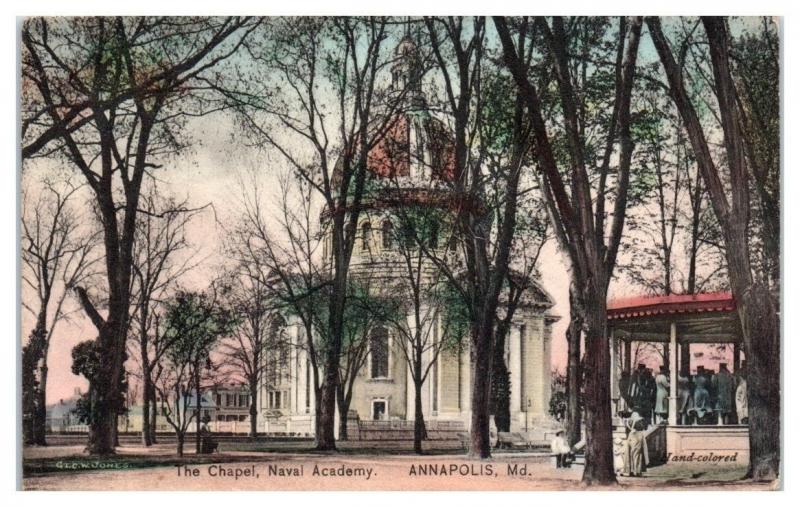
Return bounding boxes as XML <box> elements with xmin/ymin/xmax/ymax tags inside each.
<box><xmin>607</xmin><ymin>292</ymin><xmax>750</xmax><ymax>463</ymax></box>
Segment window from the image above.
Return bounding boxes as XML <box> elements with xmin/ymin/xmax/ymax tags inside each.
<box><xmin>372</xmin><ymin>400</ymin><xmax>387</xmax><ymax>421</ymax></box>
<box><xmin>370</xmin><ymin>326</ymin><xmax>390</xmax><ymax>379</ymax></box>
<box><xmin>268</xmin><ymin>390</ymin><xmax>288</xmax><ymax>409</ymax></box>
<box><xmin>361</xmin><ymin>221</ymin><xmax>372</xmax><ymax>251</ymax></box>
<box><xmin>382</xmin><ymin>220</ymin><xmax>393</xmax><ymax>249</ymax></box>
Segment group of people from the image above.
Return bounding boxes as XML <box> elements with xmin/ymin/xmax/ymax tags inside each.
<box><xmin>612</xmin><ymin>361</ymin><xmax>748</xmax><ymax>478</ymax></box>
<box><xmin>618</xmin><ymin>362</ymin><xmax>748</xmax><ymax>427</ymax></box>
<box><xmin>551</xmin><ymin>360</ymin><xmax>750</xmax><ymax>476</ymax></box>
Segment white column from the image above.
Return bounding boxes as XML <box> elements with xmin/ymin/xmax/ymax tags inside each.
<box><xmin>668</xmin><ymin>322</ymin><xmax>679</xmax><ymax>426</ymax></box>
<box><xmin>405</xmin><ymin>312</ymin><xmax>416</xmax><ymax>419</ymax></box>
<box><xmin>509</xmin><ymin>324</ymin><xmax>521</xmax><ymax>415</ymax></box>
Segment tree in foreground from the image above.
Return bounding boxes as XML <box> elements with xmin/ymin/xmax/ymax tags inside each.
<box><xmin>647</xmin><ymin>16</ymin><xmax>780</xmax><ymax>480</ymax></box>
<box><xmin>232</xmin><ymin>18</ymin><xmax>410</xmax><ymax>450</ymax></box>
<box><xmin>376</xmin><ymin>206</ymin><xmax>457</xmax><ymax>453</ymax></box>
<box><xmin>422</xmin><ymin>16</ymin><xmax>539</xmax><ymax>458</ymax></box>
<box><xmin>227</xmin><ymin>171</ymin><xmax>329</xmax><ymax>444</ymax></box>
<box><xmin>495</xmin><ymin>16</ymin><xmax>643</xmax><ymax>484</ymax></box>
<box><xmin>21</xmin><ymin>177</ymin><xmax>99</xmax><ymax>445</ymax></box>
<box><xmin>156</xmin><ymin>290</ymin><xmax>233</xmax><ymax>457</ymax></box>
<box><xmin>21</xmin><ymin>16</ymin><xmax>256</xmax><ymax>454</ymax></box>
<box><xmin>129</xmin><ymin>187</ymin><xmax>203</xmax><ymax>446</ymax></box>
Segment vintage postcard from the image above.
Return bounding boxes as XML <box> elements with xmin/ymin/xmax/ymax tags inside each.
<box><xmin>17</xmin><ymin>13</ymin><xmax>783</xmax><ymax>492</ymax></box>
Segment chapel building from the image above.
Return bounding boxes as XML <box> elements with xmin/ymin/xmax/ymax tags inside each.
<box><xmin>257</xmin><ymin>34</ymin><xmax>558</xmax><ymax>437</ymax></box>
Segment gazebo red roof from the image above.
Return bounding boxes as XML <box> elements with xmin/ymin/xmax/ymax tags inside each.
<box><xmin>607</xmin><ymin>292</ymin><xmax>735</xmax><ymax>321</ymax></box>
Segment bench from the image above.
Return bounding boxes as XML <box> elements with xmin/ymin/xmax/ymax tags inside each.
<box><xmin>496</xmin><ymin>432</ymin><xmax>528</xmax><ymax>449</ymax></box>
<box><xmin>200</xmin><ymin>437</ymin><xmax>219</xmax><ymax>454</ymax></box>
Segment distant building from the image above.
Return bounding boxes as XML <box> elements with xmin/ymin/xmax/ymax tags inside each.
<box><xmin>45</xmin><ymin>388</ymin><xmax>87</xmax><ymax>433</ymax></box>
<box><xmin>209</xmin><ymin>384</ymin><xmax>251</xmax><ymax>432</ymax></box>
<box><xmin>117</xmin><ymin>404</ymin><xmax>170</xmax><ymax>433</ymax></box>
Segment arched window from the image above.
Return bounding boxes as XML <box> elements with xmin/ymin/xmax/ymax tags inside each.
<box><xmin>370</xmin><ymin>326</ymin><xmax>390</xmax><ymax>379</ymax></box>
<box><xmin>382</xmin><ymin>220</ymin><xmax>393</xmax><ymax>250</ymax></box>
<box><xmin>361</xmin><ymin>221</ymin><xmax>372</xmax><ymax>252</ymax></box>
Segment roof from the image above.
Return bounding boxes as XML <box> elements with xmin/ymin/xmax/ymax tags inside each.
<box><xmin>607</xmin><ymin>292</ymin><xmax>735</xmax><ymax>320</ymax></box>
<box><xmin>366</xmin><ymin>112</ymin><xmax>456</xmax><ymax>182</ymax></box>
<box><xmin>179</xmin><ymin>391</ymin><xmax>217</xmax><ymax>409</ymax></box>
<box><xmin>607</xmin><ymin>292</ymin><xmax>739</xmax><ymax>344</ymax></box>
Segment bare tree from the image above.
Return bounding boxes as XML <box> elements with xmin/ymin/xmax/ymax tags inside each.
<box><xmin>228</xmin><ymin>170</ymin><xmax>329</xmax><ymax>442</ymax></box>
<box><xmin>495</xmin><ymin>16</ymin><xmax>643</xmax><ymax>484</ymax></box>
<box><xmin>647</xmin><ymin>16</ymin><xmax>780</xmax><ymax>480</ymax></box>
<box><xmin>420</xmin><ymin>15</ymin><xmax>538</xmax><ymax>459</ymax></box>
<box><xmin>373</xmin><ymin>213</ymin><xmax>461</xmax><ymax>453</ymax></box>
<box><xmin>128</xmin><ymin>186</ymin><xmax>203</xmax><ymax>446</ymax></box>
<box><xmin>217</xmin><ymin>261</ymin><xmax>276</xmax><ymax>437</ymax></box>
<box><xmin>230</xmin><ymin>17</ymin><xmax>409</xmax><ymax>449</ymax></box>
<box><xmin>21</xmin><ymin>17</ymin><xmax>257</xmax><ymax>454</ymax></box>
<box><xmin>21</xmin><ymin>177</ymin><xmax>100</xmax><ymax>446</ymax></box>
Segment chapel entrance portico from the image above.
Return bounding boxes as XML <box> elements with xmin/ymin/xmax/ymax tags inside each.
<box><xmin>607</xmin><ymin>293</ymin><xmax>750</xmax><ymax>463</ymax></box>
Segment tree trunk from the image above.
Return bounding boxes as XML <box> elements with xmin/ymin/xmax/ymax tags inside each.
<box><xmin>141</xmin><ymin>374</ymin><xmax>152</xmax><ymax>446</ymax></box>
<box><xmin>87</xmin><ymin>399</ymin><xmax>116</xmax><ymax>455</ymax></box>
<box><xmin>580</xmin><ymin>283</ymin><xmax>616</xmax><ymax>485</ymax></box>
<box><xmin>176</xmin><ymin>432</ymin><xmax>185</xmax><ymax>457</ymax></box>
<box><xmin>469</xmin><ymin>325</ymin><xmax>493</xmax><ymax>458</ymax></box>
<box><xmin>491</xmin><ymin>359</ymin><xmax>511</xmax><ymax>433</ymax></box>
<box><xmin>149</xmin><ymin>385</ymin><xmax>158</xmax><ymax>443</ymax></box>
<box><xmin>112</xmin><ymin>414</ymin><xmax>119</xmax><ymax>447</ymax></box>
<box><xmin>194</xmin><ymin>366</ymin><xmax>201</xmax><ymax>454</ymax></box>
<box><xmin>565</xmin><ymin>284</ymin><xmax>584</xmax><ymax>447</ymax></box>
<box><xmin>680</xmin><ymin>343</ymin><xmax>691</xmax><ymax>373</ymax></box>
<box><xmin>491</xmin><ymin>325</ymin><xmax>511</xmax><ymax>433</ymax></box>
<box><xmin>249</xmin><ymin>381</ymin><xmax>258</xmax><ymax>438</ymax></box>
<box><xmin>33</xmin><ymin>364</ymin><xmax>48</xmax><ymax>445</ymax></box>
<box><xmin>317</xmin><ymin>368</ymin><xmax>338</xmax><ymax>450</ymax></box>
<box><xmin>86</xmin><ymin>330</ymin><xmax>121</xmax><ymax>456</ymax></box>
<box><xmin>336</xmin><ymin>386</ymin><xmax>349</xmax><ymax>442</ymax></box>
<box><xmin>22</xmin><ymin>326</ymin><xmax>47</xmax><ymax>446</ymax></box>
<box><xmin>738</xmin><ymin>281</ymin><xmax>780</xmax><ymax>481</ymax></box>
<box><xmin>413</xmin><ymin>380</ymin><xmax>427</xmax><ymax>454</ymax></box>
<box><xmin>86</xmin><ymin>306</ymin><xmax>129</xmax><ymax>456</ymax></box>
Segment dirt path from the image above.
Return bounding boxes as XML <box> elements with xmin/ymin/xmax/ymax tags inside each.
<box><xmin>23</xmin><ymin>452</ymin><xmax>773</xmax><ymax>491</ymax></box>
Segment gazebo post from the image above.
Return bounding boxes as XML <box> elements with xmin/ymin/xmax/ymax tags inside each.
<box><xmin>668</xmin><ymin>322</ymin><xmax>678</xmax><ymax>426</ymax></box>
<box><xmin>624</xmin><ymin>339</ymin><xmax>632</xmax><ymax>373</ymax></box>
<box><xmin>610</xmin><ymin>328</ymin><xmax>619</xmax><ymax>420</ymax></box>
<box><xmin>733</xmin><ymin>342</ymin><xmax>741</xmax><ymax>373</ymax></box>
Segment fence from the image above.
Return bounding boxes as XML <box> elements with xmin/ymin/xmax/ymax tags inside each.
<box><xmin>356</xmin><ymin>419</ymin><xmax>465</xmax><ymax>441</ymax></box>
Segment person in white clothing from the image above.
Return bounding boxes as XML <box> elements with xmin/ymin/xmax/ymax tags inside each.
<box><xmin>551</xmin><ymin>429</ymin><xmax>572</xmax><ymax>468</ymax></box>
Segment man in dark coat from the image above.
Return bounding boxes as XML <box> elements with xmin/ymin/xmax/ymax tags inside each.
<box><xmin>712</xmin><ymin>363</ymin><xmax>735</xmax><ymax>424</ymax></box>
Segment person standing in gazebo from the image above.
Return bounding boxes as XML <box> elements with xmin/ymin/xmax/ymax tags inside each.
<box><xmin>692</xmin><ymin>370</ymin><xmax>713</xmax><ymax>424</ymax></box>
<box><xmin>677</xmin><ymin>366</ymin><xmax>694</xmax><ymax>425</ymax></box>
<box><xmin>712</xmin><ymin>363</ymin><xmax>735</xmax><ymax>424</ymax></box>
<box><xmin>655</xmin><ymin>365</ymin><xmax>670</xmax><ymax>424</ymax></box>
